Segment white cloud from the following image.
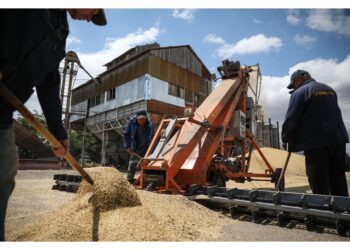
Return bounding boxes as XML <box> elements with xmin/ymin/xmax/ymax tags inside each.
<box><xmin>217</xmin><ymin>34</ymin><xmax>283</xmax><ymax>58</ymax></box>
<box><xmin>172</xmin><ymin>9</ymin><xmax>196</xmax><ymax>22</ymax></box>
<box><xmin>253</xmin><ymin>18</ymin><xmax>261</xmax><ymax>24</ymax></box>
<box><xmin>306</xmin><ymin>9</ymin><xmax>350</xmax><ymax>37</ymax></box>
<box><xmin>203</xmin><ymin>34</ymin><xmax>226</xmax><ymax>44</ymax></box>
<box><xmin>260</xmin><ymin>55</ymin><xmax>350</xmax><ymax>152</ymax></box>
<box><xmin>73</xmin><ymin>26</ymin><xmax>160</xmax><ymax>86</ymax></box>
<box><xmin>23</xmin><ymin>26</ymin><xmax>160</xmax><ymax>114</ymax></box>
<box><xmin>286</xmin><ymin>10</ymin><xmax>301</xmax><ymax>26</ymax></box>
<box><xmin>294</xmin><ymin>34</ymin><xmax>317</xmax><ymax>45</ymax></box>
<box><xmin>66</xmin><ymin>35</ymin><xmax>82</xmax><ymax>47</ymax></box>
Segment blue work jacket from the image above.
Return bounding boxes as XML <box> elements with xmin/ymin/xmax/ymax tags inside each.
<box><xmin>282</xmin><ymin>79</ymin><xmax>348</xmax><ymax>152</ymax></box>
<box><xmin>123</xmin><ymin>116</ymin><xmax>154</xmax><ymax>157</ymax></box>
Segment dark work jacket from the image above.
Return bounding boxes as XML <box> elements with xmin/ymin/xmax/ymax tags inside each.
<box><xmin>282</xmin><ymin>79</ymin><xmax>349</xmax><ymax>152</ymax></box>
<box><xmin>0</xmin><ymin>9</ymin><xmax>69</xmax><ymax>140</ymax></box>
<box><xmin>123</xmin><ymin>116</ymin><xmax>154</xmax><ymax>157</ymax></box>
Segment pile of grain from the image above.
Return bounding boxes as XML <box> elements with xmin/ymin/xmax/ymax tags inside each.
<box><xmin>77</xmin><ymin>167</ymin><xmax>141</xmax><ymax>211</ymax></box>
<box><xmin>248</xmin><ymin>147</ymin><xmax>306</xmax><ymax>177</ymax></box>
<box><xmin>226</xmin><ymin>147</ymin><xmax>309</xmax><ymax>190</ymax></box>
<box><xmin>12</xmin><ymin>167</ymin><xmax>234</xmax><ymax>241</ymax></box>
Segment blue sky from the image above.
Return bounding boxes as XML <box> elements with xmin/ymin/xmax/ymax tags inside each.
<box><xmin>25</xmin><ymin>9</ymin><xmax>350</xmax><ymax>151</ymax></box>
<box><xmin>66</xmin><ymin>9</ymin><xmax>350</xmax><ymax>77</ymax></box>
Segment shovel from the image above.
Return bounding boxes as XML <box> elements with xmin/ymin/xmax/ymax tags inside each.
<box><xmin>275</xmin><ymin>151</ymin><xmax>291</xmax><ymax>191</ymax></box>
<box><xmin>0</xmin><ymin>81</ymin><xmax>94</xmax><ymax>185</ymax></box>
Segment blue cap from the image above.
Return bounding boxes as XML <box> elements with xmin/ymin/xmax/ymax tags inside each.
<box><xmin>287</xmin><ymin>70</ymin><xmax>310</xmax><ymax>89</ymax></box>
<box><xmin>136</xmin><ymin>110</ymin><xmax>147</xmax><ymax>119</ymax></box>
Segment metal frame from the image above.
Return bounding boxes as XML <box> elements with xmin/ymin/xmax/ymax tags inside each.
<box><xmin>136</xmin><ymin>63</ymin><xmax>276</xmax><ymax>193</ymax></box>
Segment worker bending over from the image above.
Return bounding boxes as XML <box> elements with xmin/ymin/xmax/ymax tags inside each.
<box><xmin>282</xmin><ymin>69</ymin><xmax>349</xmax><ymax>197</ymax></box>
<box><xmin>0</xmin><ymin>9</ymin><xmax>106</xmax><ymax>241</ymax></box>
<box><xmin>124</xmin><ymin>110</ymin><xmax>154</xmax><ymax>184</ymax></box>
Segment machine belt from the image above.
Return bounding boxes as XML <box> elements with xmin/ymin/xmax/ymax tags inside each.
<box><xmin>186</xmin><ymin>186</ymin><xmax>350</xmax><ymax>237</ymax></box>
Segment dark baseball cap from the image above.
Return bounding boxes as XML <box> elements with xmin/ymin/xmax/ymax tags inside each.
<box><xmin>136</xmin><ymin>110</ymin><xmax>147</xmax><ymax>119</ymax></box>
<box><xmin>287</xmin><ymin>69</ymin><xmax>309</xmax><ymax>89</ymax></box>
<box><xmin>91</xmin><ymin>9</ymin><xmax>107</xmax><ymax>26</ymax></box>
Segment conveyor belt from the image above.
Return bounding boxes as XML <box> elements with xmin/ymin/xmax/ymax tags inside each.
<box><xmin>186</xmin><ymin>185</ymin><xmax>350</xmax><ymax>237</ymax></box>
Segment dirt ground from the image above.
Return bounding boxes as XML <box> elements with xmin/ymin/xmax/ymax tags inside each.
<box><xmin>5</xmin><ymin>169</ymin><xmax>350</xmax><ymax>241</ymax></box>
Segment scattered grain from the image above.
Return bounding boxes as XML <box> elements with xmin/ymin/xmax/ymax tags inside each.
<box><xmin>12</xmin><ymin>167</ymin><xmax>235</xmax><ymax>241</ymax></box>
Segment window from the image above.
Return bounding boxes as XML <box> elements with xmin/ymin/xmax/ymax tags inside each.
<box><xmin>194</xmin><ymin>94</ymin><xmax>200</xmax><ymax>106</ymax></box>
<box><xmin>95</xmin><ymin>95</ymin><xmax>101</xmax><ymax>105</ymax></box>
<box><xmin>168</xmin><ymin>83</ymin><xmax>184</xmax><ymax>99</ymax></box>
<box><xmin>107</xmin><ymin>88</ymin><xmax>116</xmax><ymax>101</ymax></box>
<box><xmin>89</xmin><ymin>95</ymin><xmax>101</xmax><ymax>107</ymax></box>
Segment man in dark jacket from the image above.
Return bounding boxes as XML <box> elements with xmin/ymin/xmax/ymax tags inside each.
<box><xmin>124</xmin><ymin>110</ymin><xmax>154</xmax><ymax>184</ymax></box>
<box><xmin>282</xmin><ymin>69</ymin><xmax>349</xmax><ymax>196</ymax></box>
<box><xmin>0</xmin><ymin>9</ymin><xmax>106</xmax><ymax>241</ymax></box>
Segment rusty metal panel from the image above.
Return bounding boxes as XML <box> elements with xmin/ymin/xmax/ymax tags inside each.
<box><xmin>150</xmin><ymin>47</ymin><xmax>202</xmax><ymax>76</ymax></box>
<box><xmin>148</xmin><ymin>55</ymin><xmax>205</xmax><ymax>94</ymax></box>
<box><xmin>185</xmin><ymin>89</ymin><xmax>193</xmax><ymax>104</ymax></box>
<box><xmin>147</xmin><ymin>99</ymin><xmax>184</xmax><ymax>116</ymax></box>
<box><xmin>72</xmin><ymin>47</ymin><xmax>212</xmax><ymax>110</ymax></box>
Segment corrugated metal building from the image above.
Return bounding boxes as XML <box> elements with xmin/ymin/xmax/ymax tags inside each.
<box><xmin>69</xmin><ymin>43</ymin><xmax>213</xmax><ymax>165</ymax></box>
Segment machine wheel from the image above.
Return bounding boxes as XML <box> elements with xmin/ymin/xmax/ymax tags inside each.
<box><xmin>252</xmin><ymin>211</ymin><xmax>261</xmax><ymax>223</ymax></box>
<box><xmin>336</xmin><ymin>220</ymin><xmax>348</xmax><ymax>237</ymax></box>
<box><xmin>209</xmin><ymin>172</ymin><xmax>226</xmax><ymax>187</ymax></box>
<box><xmin>273</xmin><ymin>168</ymin><xmax>285</xmax><ymax>191</ymax></box>
<box><xmin>277</xmin><ymin>212</ymin><xmax>287</xmax><ymax>227</ymax></box>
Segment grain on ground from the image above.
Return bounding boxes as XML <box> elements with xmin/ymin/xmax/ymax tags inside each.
<box><xmin>11</xmin><ymin>167</ymin><xmax>235</xmax><ymax>241</ymax></box>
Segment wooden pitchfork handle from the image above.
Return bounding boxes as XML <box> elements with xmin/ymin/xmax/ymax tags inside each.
<box><xmin>0</xmin><ymin>81</ymin><xmax>94</xmax><ymax>185</ymax></box>
<box><xmin>276</xmin><ymin>151</ymin><xmax>291</xmax><ymax>191</ymax></box>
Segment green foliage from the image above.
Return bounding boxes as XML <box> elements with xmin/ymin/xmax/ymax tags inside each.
<box><xmin>69</xmin><ymin>129</ymin><xmax>101</xmax><ymax>163</ymax></box>
<box><xmin>16</xmin><ymin>111</ymin><xmax>101</xmax><ymax>162</ymax></box>
<box><xmin>16</xmin><ymin>111</ymin><xmax>50</xmax><ymax>159</ymax></box>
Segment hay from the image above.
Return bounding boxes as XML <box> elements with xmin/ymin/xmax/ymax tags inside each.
<box><xmin>11</xmin><ymin>167</ymin><xmax>235</xmax><ymax>241</ymax></box>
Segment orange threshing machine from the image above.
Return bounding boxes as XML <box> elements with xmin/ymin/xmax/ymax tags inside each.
<box><xmin>135</xmin><ymin>60</ymin><xmax>283</xmax><ymax>193</ymax></box>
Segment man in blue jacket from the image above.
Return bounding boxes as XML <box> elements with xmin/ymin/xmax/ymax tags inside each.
<box><xmin>124</xmin><ymin>110</ymin><xmax>154</xmax><ymax>184</ymax></box>
<box><xmin>282</xmin><ymin>69</ymin><xmax>349</xmax><ymax>196</ymax></box>
<box><xmin>0</xmin><ymin>9</ymin><xmax>106</xmax><ymax>241</ymax></box>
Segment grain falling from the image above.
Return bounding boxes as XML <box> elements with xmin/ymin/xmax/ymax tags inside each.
<box><xmin>77</xmin><ymin>167</ymin><xmax>141</xmax><ymax>211</ymax></box>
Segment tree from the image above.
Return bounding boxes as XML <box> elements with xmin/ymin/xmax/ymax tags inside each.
<box><xmin>16</xmin><ymin>111</ymin><xmax>101</xmax><ymax>163</ymax></box>
<box><xmin>69</xmin><ymin>129</ymin><xmax>101</xmax><ymax>163</ymax></box>
<box><xmin>16</xmin><ymin>111</ymin><xmax>50</xmax><ymax>159</ymax></box>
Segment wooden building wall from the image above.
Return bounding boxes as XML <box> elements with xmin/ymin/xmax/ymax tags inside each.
<box><xmin>72</xmin><ymin>46</ymin><xmax>212</xmax><ymax>109</ymax></box>
<box><xmin>72</xmin><ymin>54</ymin><xmax>150</xmax><ymax>105</ymax></box>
